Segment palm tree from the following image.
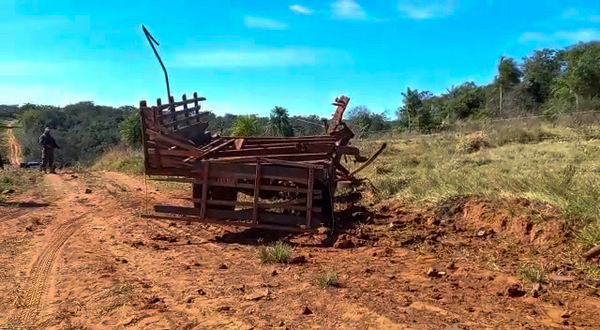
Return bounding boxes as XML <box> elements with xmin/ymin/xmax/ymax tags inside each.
<box><xmin>269</xmin><ymin>106</ymin><xmax>293</xmax><ymax>137</ymax></box>
<box><xmin>231</xmin><ymin>115</ymin><xmax>262</xmax><ymax>136</ymax></box>
<box><xmin>496</xmin><ymin>56</ymin><xmax>522</xmax><ymax>114</ymax></box>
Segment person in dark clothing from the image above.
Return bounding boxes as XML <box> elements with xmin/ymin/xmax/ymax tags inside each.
<box><xmin>39</xmin><ymin>127</ymin><xmax>60</xmax><ymax>173</ymax></box>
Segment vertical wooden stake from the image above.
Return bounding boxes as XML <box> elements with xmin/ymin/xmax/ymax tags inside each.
<box><xmin>253</xmin><ymin>159</ymin><xmax>261</xmax><ymax>224</ymax></box>
<box><xmin>200</xmin><ymin>161</ymin><xmax>210</xmax><ymax>218</ymax></box>
<box><xmin>182</xmin><ymin>93</ymin><xmax>190</xmax><ymax>127</ymax></box>
<box><xmin>168</xmin><ymin>95</ymin><xmax>176</xmax><ymax>129</ymax></box>
<box><xmin>193</xmin><ymin>92</ymin><xmax>200</xmax><ymax>123</ymax></box>
<box><xmin>306</xmin><ymin>168</ymin><xmax>314</xmax><ymax>228</ymax></box>
<box><xmin>156</xmin><ymin>98</ymin><xmax>163</xmax><ymax>126</ymax></box>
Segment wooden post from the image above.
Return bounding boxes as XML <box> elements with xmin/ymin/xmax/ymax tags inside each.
<box><xmin>156</xmin><ymin>98</ymin><xmax>163</xmax><ymax>126</ymax></box>
<box><xmin>200</xmin><ymin>161</ymin><xmax>210</xmax><ymax>218</ymax></box>
<box><xmin>306</xmin><ymin>168</ymin><xmax>314</xmax><ymax>228</ymax></box>
<box><xmin>193</xmin><ymin>92</ymin><xmax>200</xmax><ymax>123</ymax></box>
<box><xmin>139</xmin><ymin>101</ymin><xmax>150</xmax><ymax>170</ymax></box>
<box><xmin>169</xmin><ymin>95</ymin><xmax>176</xmax><ymax>129</ymax></box>
<box><xmin>182</xmin><ymin>93</ymin><xmax>190</xmax><ymax>127</ymax></box>
<box><xmin>252</xmin><ymin>159</ymin><xmax>261</xmax><ymax>224</ymax></box>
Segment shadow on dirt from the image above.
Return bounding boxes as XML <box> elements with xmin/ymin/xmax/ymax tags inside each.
<box><xmin>0</xmin><ymin>201</ymin><xmax>51</xmax><ymax>208</ymax></box>
<box><xmin>214</xmin><ymin>190</ymin><xmax>375</xmax><ymax>247</ymax></box>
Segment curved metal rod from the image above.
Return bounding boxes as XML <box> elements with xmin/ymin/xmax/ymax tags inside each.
<box><xmin>349</xmin><ymin>143</ymin><xmax>387</xmax><ymax>177</ymax></box>
<box><xmin>142</xmin><ymin>25</ymin><xmax>171</xmax><ymax>100</ymax></box>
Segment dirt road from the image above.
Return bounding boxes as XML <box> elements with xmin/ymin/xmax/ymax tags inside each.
<box><xmin>1</xmin><ymin>171</ymin><xmax>599</xmax><ymax>329</ymax></box>
<box><xmin>6</xmin><ymin>122</ymin><xmax>22</xmax><ymax>165</ymax></box>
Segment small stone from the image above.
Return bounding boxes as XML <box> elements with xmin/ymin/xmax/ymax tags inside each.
<box><xmin>136</xmin><ymin>187</ymin><xmax>142</xmax><ymax>191</ymax></box>
<box><xmin>218</xmin><ymin>264</ymin><xmax>228</xmax><ymax>270</ymax></box>
<box><xmin>301</xmin><ymin>306</ymin><xmax>313</xmax><ymax>315</ymax></box>
<box><xmin>446</xmin><ymin>262</ymin><xmax>456</xmax><ymax>270</ymax></box>
<box><xmin>387</xmin><ymin>275</ymin><xmax>397</xmax><ymax>280</ymax></box>
<box><xmin>317</xmin><ymin>227</ymin><xmax>329</xmax><ymax>235</ymax></box>
<box><xmin>271</xmin><ymin>270</ymin><xmax>278</xmax><ymax>276</ymax></box>
<box><xmin>216</xmin><ymin>306</ymin><xmax>231</xmax><ymax>312</ymax></box>
<box><xmin>532</xmin><ymin>282</ymin><xmax>542</xmax><ymax>298</ymax></box>
<box><xmin>244</xmin><ymin>288</ymin><xmax>269</xmax><ymax>301</ymax></box>
<box><xmin>427</xmin><ymin>217</ymin><xmax>440</xmax><ymax>226</ymax></box>
<box><xmin>477</xmin><ymin>229</ymin><xmax>486</xmax><ymax>237</ymax></box>
<box><xmin>278</xmin><ymin>321</ymin><xmax>285</xmax><ymax>326</ymax></box>
<box><xmin>121</xmin><ymin>258</ymin><xmax>128</xmax><ymax>264</ymax></box>
<box><xmin>333</xmin><ymin>235</ymin><xmax>355</xmax><ymax>249</ymax></box>
<box><xmin>70</xmin><ymin>174</ymin><xmax>78</xmax><ymax>178</ymax></box>
<box><xmin>426</xmin><ymin>268</ymin><xmax>439</xmax><ymax>277</ymax></box>
<box><xmin>84</xmin><ymin>188</ymin><xmax>92</xmax><ymax>194</ymax></box>
<box><xmin>290</xmin><ymin>255</ymin><xmax>307</xmax><ymax>264</ymax></box>
<box><xmin>186</xmin><ymin>297</ymin><xmax>194</xmax><ymax>303</ymax></box>
<box><xmin>197</xmin><ymin>289</ymin><xmax>206</xmax><ymax>295</ymax></box>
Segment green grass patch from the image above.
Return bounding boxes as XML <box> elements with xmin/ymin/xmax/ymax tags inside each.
<box><xmin>93</xmin><ymin>147</ymin><xmax>144</xmax><ymax>175</ymax></box>
<box><xmin>316</xmin><ymin>269</ymin><xmax>340</xmax><ymax>288</ymax></box>
<box><xmin>256</xmin><ymin>241</ymin><xmax>292</xmax><ymax>264</ymax></box>
<box><xmin>517</xmin><ymin>264</ymin><xmax>544</xmax><ymax>283</ymax></box>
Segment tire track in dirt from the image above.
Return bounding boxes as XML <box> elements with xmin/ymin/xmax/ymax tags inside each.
<box><xmin>16</xmin><ymin>214</ymin><xmax>86</xmax><ymax>326</ymax></box>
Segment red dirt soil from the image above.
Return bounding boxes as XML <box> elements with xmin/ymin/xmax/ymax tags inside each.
<box><xmin>1</xmin><ymin>171</ymin><xmax>599</xmax><ymax>329</ymax></box>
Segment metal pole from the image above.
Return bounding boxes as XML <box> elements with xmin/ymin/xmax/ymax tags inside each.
<box><xmin>142</xmin><ymin>25</ymin><xmax>171</xmax><ymax>100</ymax></box>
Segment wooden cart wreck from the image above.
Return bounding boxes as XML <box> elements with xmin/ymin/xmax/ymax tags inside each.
<box><xmin>140</xmin><ymin>93</ymin><xmax>384</xmax><ymax>231</ymax></box>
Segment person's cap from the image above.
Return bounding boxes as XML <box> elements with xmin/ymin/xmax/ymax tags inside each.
<box><xmin>44</xmin><ymin>127</ymin><xmax>51</xmax><ymax>132</ymax></box>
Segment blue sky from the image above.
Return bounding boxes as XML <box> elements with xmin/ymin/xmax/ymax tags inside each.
<box><xmin>1</xmin><ymin>0</ymin><xmax>599</xmax><ymax>117</ymax></box>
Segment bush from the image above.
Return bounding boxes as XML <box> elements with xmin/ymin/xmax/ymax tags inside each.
<box><xmin>456</xmin><ymin>131</ymin><xmax>490</xmax><ymax>153</ymax></box>
<box><xmin>316</xmin><ymin>270</ymin><xmax>339</xmax><ymax>288</ymax></box>
<box><xmin>517</xmin><ymin>264</ymin><xmax>544</xmax><ymax>283</ymax></box>
<box><xmin>578</xmin><ymin>222</ymin><xmax>600</xmax><ymax>250</ymax></box>
<box><xmin>256</xmin><ymin>241</ymin><xmax>292</xmax><ymax>263</ymax></box>
<box><xmin>93</xmin><ymin>147</ymin><xmax>144</xmax><ymax>175</ymax></box>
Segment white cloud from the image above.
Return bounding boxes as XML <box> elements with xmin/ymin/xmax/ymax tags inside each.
<box><xmin>397</xmin><ymin>0</ymin><xmax>454</xmax><ymax>20</ymax></box>
<box><xmin>173</xmin><ymin>47</ymin><xmax>350</xmax><ymax>68</ymax></box>
<box><xmin>244</xmin><ymin>16</ymin><xmax>288</xmax><ymax>30</ymax></box>
<box><xmin>520</xmin><ymin>29</ymin><xmax>600</xmax><ymax>44</ymax></box>
<box><xmin>290</xmin><ymin>4</ymin><xmax>313</xmax><ymax>15</ymax></box>
<box><xmin>561</xmin><ymin>7</ymin><xmax>600</xmax><ymax>22</ymax></box>
<box><xmin>332</xmin><ymin>0</ymin><xmax>368</xmax><ymax>20</ymax></box>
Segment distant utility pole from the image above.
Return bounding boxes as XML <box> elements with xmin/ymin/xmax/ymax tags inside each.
<box><xmin>142</xmin><ymin>25</ymin><xmax>171</xmax><ymax>101</ymax></box>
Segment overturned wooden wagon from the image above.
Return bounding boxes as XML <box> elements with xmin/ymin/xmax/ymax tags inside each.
<box><xmin>139</xmin><ymin>93</ymin><xmax>380</xmax><ymax>231</ymax></box>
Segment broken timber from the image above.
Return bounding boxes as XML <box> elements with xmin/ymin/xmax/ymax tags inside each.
<box><xmin>139</xmin><ymin>93</ymin><xmax>384</xmax><ymax>231</ymax></box>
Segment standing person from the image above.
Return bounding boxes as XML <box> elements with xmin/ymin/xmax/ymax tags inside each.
<box><xmin>38</xmin><ymin>127</ymin><xmax>60</xmax><ymax>173</ymax></box>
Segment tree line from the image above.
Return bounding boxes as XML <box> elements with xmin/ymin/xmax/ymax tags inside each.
<box><xmin>2</xmin><ymin>41</ymin><xmax>598</xmax><ymax>163</ymax></box>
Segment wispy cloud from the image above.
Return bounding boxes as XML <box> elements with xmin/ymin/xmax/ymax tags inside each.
<box><xmin>290</xmin><ymin>4</ymin><xmax>314</xmax><ymax>15</ymax></box>
<box><xmin>520</xmin><ymin>29</ymin><xmax>600</xmax><ymax>44</ymax></box>
<box><xmin>244</xmin><ymin>16</ymin><xmax>288</xmax><ymax>30</ymax></box>
<box><xmin>331</xmin><ymin>0</ymin><xmax>368</xmax><ymax>20</ymax></box>
<box><xmin>561</xmin><ymin>7</ymin><xmax>600</xmax><ymax>22</ymax></box>
<box><xmin>397</xmin><ymin>0</ymin><xmax>454</xmax><ymax>20</ymax></box>
<box><xmin>173</xmin><ymin>47</ymin><xmax>350</xmax><ymax>69</ymax></box>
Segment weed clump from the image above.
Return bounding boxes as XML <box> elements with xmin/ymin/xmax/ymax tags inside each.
<box><xmin>517</xmin><ymin>264</ymin><xmax>544</xmax><ymax>283</ymax></box>
<box><xmin>257</xmin><ymin>241</ymin><xmax>292</xmax><ymax>264</ymax></box>
<box><xmin>456</xmin><ymin>131</ymin><xmax>490</xmax><ymax>153</ymax></box>
<box><xmin>578</xmin><ymin>222</ymin><xmax>600</xmax><ymax>250</ymax></box>
<box><xmin>316</xmin><ymin>269</ymin><xmax>339</xmax><ymax>288</ymax></box>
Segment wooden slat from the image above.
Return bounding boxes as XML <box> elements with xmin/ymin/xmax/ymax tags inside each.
<box><xmin>306</xmin><ymin>168</ymin><xmax>314</xmax><ymax>228</ymax></box>
<box><xmin>253</xmin><ymin>160</ymin><xmax>261</xmax><ymax>223</ymax></box>
<box><xmin>162</xmin><ymin>111</ymin><xmax>211</xmax><ymax>129</ymax></box>
<box><xmin>260</xmin><ymin>157</ymin><xmax>325</xmax><ymax>170</ymax></box>
<box><xmin>200</xmin><ymin>161</ymin><xmax>209</xmax><ymax>218</ymax></box>
<box><xmin>156</xmin><ymin>95</ymin><xmax>207</xmax><ymax>110</ymax></box>
<box><xmin>202</xmin><ymin>200</ymin><xmax>321</xmax><ymax>212</ymax></box>
<box><xmin>202</xmin><ymin>139</ymin><xmax>235</xmax><ymax>157</ymax></box>
<box><xmin>209</xmin><ymin>153</ymin><xmax>331</xmax><ymax>163</ymax></box>
<box><xmin>146</xmin><ymin>130</ymin><xmax>204</xmax><ymax>155</ymax></box>
<box><xmin>193</xmin><ymin>92</ymin><xmax>200</xmax><ymax>123</ymax></box>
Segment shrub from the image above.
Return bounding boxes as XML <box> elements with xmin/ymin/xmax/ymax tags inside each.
<box><xmin>316</xmin><ymin>270</ymin><xmax>339</xmax><ymax>288</ymax></box>
<box><xmin>256</xmin><ymin>241</ymin><xmax>292</xmax><ymax>263</ymax></box>
<box><xmin>578</xmin><ymin>222</ymin><xmax>600</xmax><ymax>250</ymax></box>
<box><xmin>456</xmin><ymin>131</ymin><xmax>490</xmax><ymax>153</ymax></box>
<box><xmin>517</xmin><ymin>264</ymin><xmax>544</xmax><ymax>283</ymax></box>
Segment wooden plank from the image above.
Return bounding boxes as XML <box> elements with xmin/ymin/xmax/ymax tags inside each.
<box><xmin>156</xmin><ymin>95</ymin><xmax>206</xmax><ymax>110</ymax></box>
<box><xmin>253</xmin><ymin>161</ymin><xmax>261</xmax><ymax>223</ymax></box>
<box><xmin>260</xmin><ymin>157</ymin><xmax>325</xmax><ymax>170</ymax></box>
<box><xmin>148</xmin><ymin>148</ymin><xmax>197</xmax><ymax>157</ymax></box>
<box><xmin>147</xmin><ymin>177</ymin><xmax>322</xmax><ymax>195</ymax></box>
<box><xmin>200</xmin><ymin>161</ymin><xmax>210</xmax><ymax>218</ymax></box>
<box><xmin>202</xmin><ymin>200</ymin><xmax>321</xmax><ymax>212</ymax></box>
<box><xmin>234</xmin><ymin>138</ymin><xmax>245</xmax><ymax>150</ymax></box>
<box><xmin>162</xmin><ymin>111</ymin><xmax>210</xmax><ymax>129</ymax></box>
<box><xmin>209</xmin><ymin>153</ymin><xmax>331</xmax><ymax>163</ymax></box>
<box><xmin>306</xmin><ymin>168</ymin><xmax>314</xmax><ymax>228</ymax></box>
<box><xmin>141</xmin><ymin>214</ymin><xmax>312</xmax><ymax>233</ymax></box>
<box><xmin>202</xmin><ymin>139</ymin><xmax>235</xmax><ymax>157</ymax></box>
<box><xmin>193</xmin><ymin>92</ymin><xmax>200</xmax><ymax>123</ymax></box>
<box><xmin>145</xmin><ymin>130</ymin><xmax>204</xmax><ymax>155</ymax></box>
<box><xmin>139</xmin><ymin>101</ymin><xmax>151</xmax><ymax>171</ymax></box>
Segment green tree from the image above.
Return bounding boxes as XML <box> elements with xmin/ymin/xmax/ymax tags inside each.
<box><xmin>269</xmin><ymin>106</ymin><xmax>294</xmax><ymax>137</ymax></box>
<box><xmin>120</xmin><ymin>110</ymin><xmax>142</xmax><ymax>147</ymax></box>
<box><xmin>397</xmin><ymin>88</ymin><xmax>431</xmax><ymax>132</ymax></box>
<box><xmin>496</xmin><ymin>56</ymin><xmax>522</xmax><ymax>114</ymax></box>
<box><xmin>521</xmin><ymin>49</ymin><xmax>562</xmax><ymax>107</ymax></box>
<box><xmin>553</xmin><ymin>42</ymin><xmax>600</xmax><ymax>109</ymax></box>
<box><xmin>231</xmin><ymin>115</ymin><xmax>262</xmax><ymax>136</ymax></box>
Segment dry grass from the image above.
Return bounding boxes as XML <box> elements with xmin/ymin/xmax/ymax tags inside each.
<box><xmin>316</xmin><ymin>269</ymin><xmax>340</xmax><ymax>288</ymax></box>
<box><xmin>257</xmin><ymin>241</ymin><xmax>292</xmax><ymax>264</ymax></box>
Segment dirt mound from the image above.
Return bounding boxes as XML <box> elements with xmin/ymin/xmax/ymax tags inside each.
<box><xmin>432</xmin><ymin>196</ymin><xmax>568</xmax><ymax>249</ymax></box>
